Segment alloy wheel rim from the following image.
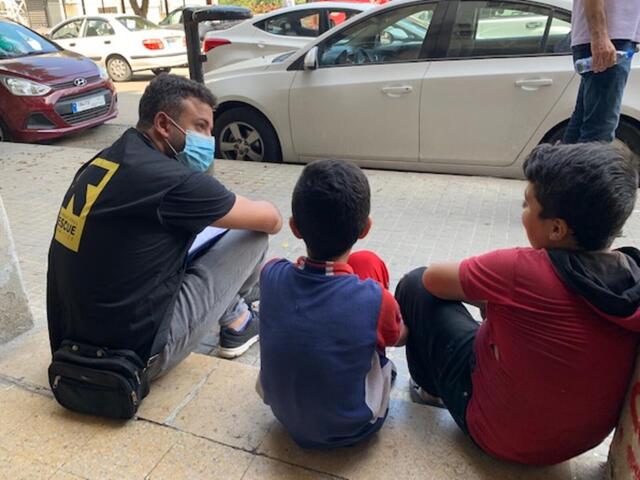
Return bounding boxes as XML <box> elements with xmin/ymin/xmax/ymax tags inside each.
<box><xmin>219</xmin><ymin>121</ymin><xmax>264</xmax><ymax>161</ymax></box>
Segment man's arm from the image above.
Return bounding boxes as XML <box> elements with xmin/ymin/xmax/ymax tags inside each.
<box><xmin>212</xmin><ymin>195</ymin><xmax>283</xmax><ymax>234</ymax></box>
<box><xmin>584</xmin><ymin>0</ymin><xmax>617</xmax><ymax>73</ymax></box>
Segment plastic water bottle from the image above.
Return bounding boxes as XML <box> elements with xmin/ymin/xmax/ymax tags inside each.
<box><xmin>574</xmin><ymin>50</ymin><xmax>634</xmax><ymax>74</ymax></box>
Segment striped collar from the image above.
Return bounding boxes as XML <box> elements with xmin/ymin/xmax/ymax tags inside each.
<box><xmin>296</xmin><ymin>257</ymin><xmax>354</xmax><ymax>276</ymax></box>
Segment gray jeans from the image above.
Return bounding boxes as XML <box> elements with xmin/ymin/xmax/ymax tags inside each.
<box><xmin>148</xmin><ymin>229</ymin><xmax>268</xmax><ymax>379</ymax></box>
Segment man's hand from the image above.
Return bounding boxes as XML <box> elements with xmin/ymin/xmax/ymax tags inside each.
<box><xmin>591</xmin><ymin>36</ymin><xmax>617</xmax><ymax>73</ymax></box>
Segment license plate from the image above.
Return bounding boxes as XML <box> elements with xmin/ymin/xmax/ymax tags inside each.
<box><xmin>71</xmin><ymin>95</ymin><xmax>106</xmax><ymax>114</ymax></box>
<box><xmin>166</xmin><ymin>37</ymin><xmax>181</xmax><ymax>45</ymax></box>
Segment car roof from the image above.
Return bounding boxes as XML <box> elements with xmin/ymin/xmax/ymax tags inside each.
<box><xmin>259</xmin><ymin>1</ymin><xmax>373</xmax><ymax>14</ymax></box>
<box><xmin>384</xmin><ymin>0</ymin><xmax>572</xmax><ymax>10</ymax></box>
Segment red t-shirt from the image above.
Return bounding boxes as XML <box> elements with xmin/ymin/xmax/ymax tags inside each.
<box><xmin>459</xmin><ymin>247</ymin><xmax>640</xmax><ymax>465</ymax></box>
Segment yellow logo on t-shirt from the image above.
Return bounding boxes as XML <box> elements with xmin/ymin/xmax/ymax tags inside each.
<box><xmin>54</xmin><ymin>157</ymin><xmax>119</xmax><ymax>253</ymax></box>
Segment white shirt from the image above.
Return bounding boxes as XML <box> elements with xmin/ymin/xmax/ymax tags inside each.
<box><xmin>571</xmin><ymin>0</ymin><xmax>640</xmax><ymax>46</ymax></box>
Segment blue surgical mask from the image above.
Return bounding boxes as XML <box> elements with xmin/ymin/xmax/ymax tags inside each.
<box><xmin>165</xmin><ymin>116</ymin><xmax>216</xmax><ymax>173</ymax></box>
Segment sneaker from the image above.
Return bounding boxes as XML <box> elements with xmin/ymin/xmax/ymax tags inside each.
<box><xmin>218</xmin><ymin>312</ymin><xmax>259</xmax><ymax>359</ymax></box>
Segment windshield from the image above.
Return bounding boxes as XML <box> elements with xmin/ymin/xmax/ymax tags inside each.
<box><xmin>117</xmin><ymin>16</ymin><xmax>159</xmax><ymax>31</ymax></box>
<box><xmin>0</xmin><ymin>20</ymin><xmax>59</xmax><ymax>59</ymax></box>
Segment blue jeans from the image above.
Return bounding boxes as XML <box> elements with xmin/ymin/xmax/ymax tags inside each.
<box><xmin>563</xmin><ymin>40</ymin><xmax>636</xmax><ymax>144</ymax></box>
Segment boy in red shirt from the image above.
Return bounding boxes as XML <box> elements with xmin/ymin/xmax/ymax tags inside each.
<box><xmin>395</xmin><ymin>143</ymin><xmax>640</xmax><ymax>465</ymax></box>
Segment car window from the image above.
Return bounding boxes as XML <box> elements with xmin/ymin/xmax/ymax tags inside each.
<box><xmin>446</xmin><ymin>1</ymin><xmax>564</xmax><ymax>58</ymax></box>
<box><xmin>51</xmin><ymin>19</ymin><xmax>84</xmax><ymax>40</ymax></box>
<box><xmin>327</xmin><ymin>9</ymin><xmax>362</xmax><ymax>28</ymax></box>
<box><xmin>161</xmin><ymin>10</ymin><xmax>182</xmax><ymax>25</ymax></box>
<box><xmin>84</xmin><ymin>19</ymin><xmax>115</xmax><ymax>37</ymax></box>
<box><xmin>319</xmin><ymin>3</ymin><xmax>435</xmax><ymax>67</ymax></box>
<box><xmin>117</xmin><ymin>16</ymin><xmax>158</xmax><ymax>31</ymax></box>
<box><xmin>544</xmin><ymin>14</ymin><xmax>571</xmax><ymax>54</ymax></box>
<box><xmin>261</xmin><ymin>11</ymin><xmax>321</xmax><ymax>37</ymax></box>
<box><xmin>0</xmin><ymin>20</ymin><xmax>58</xmax><ymax>59</ymax></box>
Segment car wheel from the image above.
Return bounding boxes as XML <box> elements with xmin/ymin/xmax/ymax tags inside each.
<box><xmin>214</xmin><ymin>107</ymin><xmax>282</xmax><ymax>162</ymax></box>
<box><xmin>0</xmin><ymin>118</ymin><xmax>11</xmax><ymax>142</ymax></box>
<box><xmin>152</xmin><ymin>67</ymin><xmax>171</xmax><ymax>75</ymax></box>
<box><xmin>546</xmin><ymin>118</ymin><xmax>640</xmax><ymax>158</ymax></box>
<box><xmin>106</xmin><ymin>55</ymin><xmax>133</xmax><ymax>82</ymax></box>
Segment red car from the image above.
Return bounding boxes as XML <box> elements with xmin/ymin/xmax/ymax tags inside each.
<box><xmin>0</xmin><ymin>18</ymin><xmax>117</xmax><ymax>143</ymax></box>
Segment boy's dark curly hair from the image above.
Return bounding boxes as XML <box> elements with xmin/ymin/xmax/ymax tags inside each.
<box><xmin>523</xmin><ymin>142</ymin><xmax>638</xmax><ymax>250</ymax></box>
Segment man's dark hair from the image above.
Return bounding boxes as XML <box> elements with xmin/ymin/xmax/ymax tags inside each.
<box><xmin>292</xmin><ymin>159</ymin><xmax>371</xmax><ymax>260</ymax></box>
<box><xmin>137</xmin><ymin>74</ymin><xmax>217</xmax><ymax>129</ymax></box>
<box><xmin>523</xmin><ymin>142</ymin><xmax>638</xmax><ymax>251</ymax></box>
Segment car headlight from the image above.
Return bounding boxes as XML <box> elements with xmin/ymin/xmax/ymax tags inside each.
<box><xmin>98</xmin><ymin>66</ymin><xmax>109</xmax><ymax>81</ymax></box>
<box><xmin>0</xmin><ymin>75</ymin><xmax>51</xmax><ymax>96</ymax></box>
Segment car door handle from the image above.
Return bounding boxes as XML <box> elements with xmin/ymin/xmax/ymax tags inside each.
<box><xmin>257</xmin><ymin>41</ymin><xmax>265</xmax><ymax>49</ymax></box>
<box><xmin>69</xmin><ymin>42</ymin><xmax>76</xmax><ymax>47</ymax></box>
<box><xmin>381</xmin><ymin>85</ymin><xmax>413</xmax><ymax>96</ymax></box>
<box><xmin>104</xmin><ymin>40</ymin><xmax>111</xmax><ymax>44</ymax></box>
<box><xmin>515</xmin><ymin>78</ymin><xmax>553</xmax><ymax>90</ymax></box>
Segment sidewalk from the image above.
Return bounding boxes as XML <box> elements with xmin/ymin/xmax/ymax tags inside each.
<box><xmin>1</xmin><ymin>142</ymin><xmax>636</xmax><ymax>479</ymax></box>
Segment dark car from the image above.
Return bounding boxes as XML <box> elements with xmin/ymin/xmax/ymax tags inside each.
<box><xmin>0</xmin><ymin>17</ymin><xmax>117</xmax><ymax>142</ymax></box>
<box><xmin>159</xmin><ymin>5</ymin><xmax>249</xmax><ymax>41</ymax></box>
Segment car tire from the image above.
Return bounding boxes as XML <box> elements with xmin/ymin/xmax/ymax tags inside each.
<box><xmin>152</xmin><ymin>67</ymin><xmax>171</xmax><ymax>75</ymax></box>
<box><xmin>214</xmin><ymin>107</ymin><xmax>282</xmax><ymax>162</ymax></box>
<box><xmin>106</xmin><ymin>55</ymin><xmax>133</xmax><ymax>82</ymax></box>
<box><xmin>0</xmin><ymin>118</ymin><xmax>11</xmax><ymax>142</ymax></box>
<box><xmin>546</xmin><ymin>118</ymin><xmax>640</xmax><ymax>157</ymax></box>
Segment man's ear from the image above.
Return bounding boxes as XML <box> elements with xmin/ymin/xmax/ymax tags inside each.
<box><xmin>358</xmin><ymin>217</ymin><xmax>372</xmax><ymax>239</ymax></box>
<box><xmin>289</xmin><ymin>217</ymin><xmax>303</xmax><ymax>239</ymax></box>
<box><xmin>549</xmin><ymin>218</ymin><xmax>571</xmax><ymax>242</ymax></box>
<box><xmin>153</xmin><ymin>112</ymin><xmax>171</xmax><ymax>140</ymax></box>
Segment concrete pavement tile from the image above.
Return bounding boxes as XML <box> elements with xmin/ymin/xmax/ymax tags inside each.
<box><xmin>63</xmin><ymin>420</ymin><xmax>177</xmax><ymax>480</ymax></box>
<box><xmin>0</xmin><ymin>384</ymin><xmax>51</xmax><ymax>435</ymax></box>
<box><xmin>147</xmin><ymin>433</ymin><xmax>253</xmax><ymax>480</ymax></box>
<box><xmin>0</xmin><ymin>395</ymin><xmax>106</xmax><ymax>469</ymax></box>
<box><xmin>0</xmin><ymin>327</ymin><xmax>51</xmax><ymax>388</ymax></box>
<box><xmin>243</xmin><ymin>456</ymin><xmax>337</xmax><ymax>480</ymax></box>
<box><xmin>0</xmin><ymin>446</ymin><xmax>56</xmax><ymax>479</ymax></box>
<box><xmin>137</xmin><ymin>353</ymin><xmax>219</xmax><ymax>424</ymax></box>
<box><xmin>258</xmin><ymin>399</ymin><xmax>572</xmax><ymax>480</ymax></box>
<box><xmin>171</xmin><ymin>358</ymin><xmax>272</xmax><ymax>450</ymax></box>
<box><xmin>49</xmin><ymin>471</ymin><xmax>87</xmax><ymax>480</ymax></box>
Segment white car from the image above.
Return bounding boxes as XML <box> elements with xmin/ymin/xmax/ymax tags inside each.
<box><xmin>50</xmin><ymin>15</ymin><xmax>187</xmax><ymax>82</ymax></box>
<box><xmin>205</xmin><ymin>0</ymin><xmax>640</xmax><ymax>178</ymax></box>
<box><xmin>203</xmin><ymin>2</ymin><xmax>372</xmax><ymax>72</ymax></box>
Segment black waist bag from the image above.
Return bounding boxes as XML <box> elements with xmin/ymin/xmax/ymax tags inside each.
<box><xmin>48</xmin><ymin>340</ymin><xmax>150</xmax><ymax>419</ymax></box>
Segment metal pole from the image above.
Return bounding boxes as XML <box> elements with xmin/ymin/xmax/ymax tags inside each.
<box><xmin>81</xmin><ymin>0</ymin><xmax>86</xmax><ymax>15</ymax></box>
<box><xmin>120</xmin><ymin>0</ymin><xmax>126</xmax><ymax>13</ymax></box>
<box><xmin>183</xmin><ymin>6</ymin><xmax>251</xmax><ymax>83</ymax></box>
<box><xmin>164</xmin><ymin>0</ymin><xmax>169</xmax><ymax>15</ymax></box>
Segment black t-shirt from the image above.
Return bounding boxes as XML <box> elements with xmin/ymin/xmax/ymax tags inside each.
<box><xmin>47</xmin><ymin>128</ymin><xmax>236</xmax><ymax>359</ymax></box>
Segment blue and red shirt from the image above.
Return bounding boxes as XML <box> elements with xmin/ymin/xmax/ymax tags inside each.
<box><xmin>258</xmin><ymin>257</ymin><xmax>402</xmax><ymax>448</ymax></box>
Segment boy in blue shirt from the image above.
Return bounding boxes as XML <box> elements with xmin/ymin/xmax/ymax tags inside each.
<box><xmin>258</xmin><ymin>159</ymin><xmax>408</xmax><ymax>448</ymax></box>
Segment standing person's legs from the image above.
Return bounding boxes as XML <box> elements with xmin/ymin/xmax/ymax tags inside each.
<box><xmin>348</xmin><ymin>250</ymin><xmax>390</xmax><ymax>289</ymax></box>
<box><xmin>564</xmin><ymin>41</ymin><xmax>634</xmax><ymax>144</ymax></box>
<box><xmin>395</xmin><ymin>267</ymin><xmax>478</xmax><ymax>434</ymax></box>
<box><xmin>563</xmin><ymin>44</ymin><xmax>590</xmax><ymax>144</ymax></box>
<box><xmin>577</xmin><ymin>58</ymin><xmax>632</xmax><ymax>143</ymax></box>
<box><xmin>563</xmin><ymin>79</ymin><xmax>585</xmax><ymax>144</ymax></box>
<box><xmin>149</xmin><ymin>230</ymin><xmax>268</xmax><ymax>379</ymax></box>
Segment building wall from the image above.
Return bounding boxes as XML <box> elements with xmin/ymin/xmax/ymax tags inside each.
<box><xmin>59</xmin><ymin>0</ymin><xmax>211</xmax><ymax>23</ymax></box>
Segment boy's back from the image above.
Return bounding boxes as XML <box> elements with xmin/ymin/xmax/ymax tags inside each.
<box><xmin>259</xmin><ymin>257</ymin><xmax>397</xmax><ymax>448</ymax></box>
<box><xmin>461</xmin><ymin>246</ymin><xmax>640</xmax><ymax>464</ymax></box>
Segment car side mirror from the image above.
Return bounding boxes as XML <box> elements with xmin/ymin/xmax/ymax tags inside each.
<box><xmin>303</xmin><ymin>46</ymin><xmax>318</xmax><ymax>71</ymax></box>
